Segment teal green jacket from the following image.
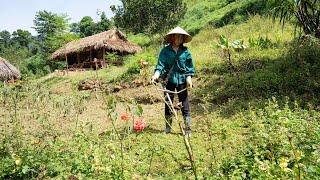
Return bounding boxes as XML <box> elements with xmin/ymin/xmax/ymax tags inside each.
<box><xmin>155</xmin><ymin>45</ymin><xmax>195</xmax><ymax>85</ymax></box>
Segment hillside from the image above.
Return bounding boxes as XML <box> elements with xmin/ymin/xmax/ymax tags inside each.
<box><xmin>1</xmin><ymin>2</ymin><xmax>320</xmax><ymax>179</ymax></box>
<box><xmin>181</xmin><ymin>0</ymin><xmax>267</xmax><ymax>34</ymax></box>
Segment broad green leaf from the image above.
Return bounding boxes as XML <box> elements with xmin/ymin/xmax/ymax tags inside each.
<box><xmin>136</xmin><ymin>105</ymin><xmax>143</xmax><ymax>117</ymax></box>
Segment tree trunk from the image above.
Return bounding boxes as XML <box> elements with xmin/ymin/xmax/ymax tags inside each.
<box><xmin>316</xmin><ymin>27</ymin><xmax>320</xmax><ymax>38</ymax></box>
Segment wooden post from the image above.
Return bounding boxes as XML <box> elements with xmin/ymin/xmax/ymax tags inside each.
<box><xmin>102</xmin><ymin>47</ymin><xmax>106</xmax><ymax>68</ymax></box>
<box><xmin>77</xmin><ymin>52</ymin><xmax>80</xmax><ymax>65</ymax></box>
<box><xmin>65</xmin><ymin>54</ymin><xmax>68</xmax><ymax>75</ymax></box>
<box><xmin>90</xmin><ymin>48</ymin><xmax>92</xmax><ymax>69</ymax></box>
<box><xmin>94</xmin><ymin>58</ymin><xmax>98</xmax><ymax>78</ymax></box>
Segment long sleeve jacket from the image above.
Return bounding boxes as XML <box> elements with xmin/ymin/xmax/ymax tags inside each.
<box><xmin>155</xmin><ymin>44</ymin><xmax>195</xmax><ymax>85</ymax></box>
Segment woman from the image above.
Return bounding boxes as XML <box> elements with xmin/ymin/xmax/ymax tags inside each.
<box><xmin>151</xmin><ymin>27</ymin><xmax>195</xmax><ymax>136</ymax></box>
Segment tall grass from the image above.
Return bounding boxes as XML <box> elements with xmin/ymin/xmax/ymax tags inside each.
<box><xmin>188</xmin><ymin>15</ymin><xmax>294</xmax><ymax>69</ymax></box>
<box><xmin>181</xmin><ymin>0</ymin><xmax>268</xmax><ymax>34</ymax></box>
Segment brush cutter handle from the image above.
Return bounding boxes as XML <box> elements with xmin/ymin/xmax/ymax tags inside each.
<box><xmin>158</xmin><ymin>88</ymin><xmax>188</xmax><ymax>94</ymax></box>
<box><xmin>151</xmin><ymin>79</ymin><xmax>190</xmax><ymax>94</ymax></box>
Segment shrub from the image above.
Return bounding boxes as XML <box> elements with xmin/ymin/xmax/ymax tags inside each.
<box><xmin>278</xmin><ymin>35</ymin><xmax>320</xmax><ymax>96</ymax></box>
<box><xmin>19</xmin><ymin>54</ymin><xmax>51</xmax><ymax>79</ymax></box>
<box><xmin>215</xmin><ymin>98</ymin><xmax>320</xmax><ymax>179</ymax></box>
<box><xmin>127</xmin><ymin>33</ymin><xmax>151</xmax><ymax>47</ymax></box>
<box><xmin>124</xmin><ymin>52</ymin><xmax>156</xmax><ymax>75</ymax></box>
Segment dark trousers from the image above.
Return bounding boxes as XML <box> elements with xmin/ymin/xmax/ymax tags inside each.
<box><xmin>165</xmin><ymin>82</ymin><xmax>190</xmax><ymax>118</ymax></box>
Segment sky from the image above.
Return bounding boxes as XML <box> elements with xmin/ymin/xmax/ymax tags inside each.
<box><xmin>0</xmin><ymin>0</ymin><xmax>122</xmax><ymax>35</ymax></box>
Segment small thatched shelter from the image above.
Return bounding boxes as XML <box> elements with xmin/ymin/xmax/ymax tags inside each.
<box><xmin>51</xmin><ymin>28</ymin><xmax>142</xmax><ymax>69</ymax></box>
<box><xmin>0</xmin><ymin>57</ymin><xmax>20</xmax><ymax>82</ymax></box>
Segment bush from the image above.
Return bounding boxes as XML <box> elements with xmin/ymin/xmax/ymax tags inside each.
<box><xmin>209</xmin><ymin>98</ymin><xmax>320</xmax><ymax>179</ymax></box>
<box><xmin>127</xmin><ymin>33</ymin><xmax>151</xmax><ymax>47</ymax></box>
<box><xmin>278</xmin><ymin>35</ymin><xmax>320</xmax><ymax>96</ymax></box>
<box><xmin>19</xmin><ymin>54</ymin><xmax>51</xmax><ymax>79</ymax></box>
<box><xmin>124</xmin><ymin>52</ymin><xmax>156</xmax><ymax>75</ymax></box>
<box><xmin>240</xmin><ymin>99</ymin><xmax>320</xmax><ymax>179</ymax></box>
<box><xmin>111</xmin><ymin>52</ymin><xmax>157</xmax><ymax>83</ymax></box>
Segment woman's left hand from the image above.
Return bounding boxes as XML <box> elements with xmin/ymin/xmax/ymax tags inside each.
<box><xmin>186</xmin><ymin>76</ymin><xmax>193</xmax><ymax>88</ymax></box>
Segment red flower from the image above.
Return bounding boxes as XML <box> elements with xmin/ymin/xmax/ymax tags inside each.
<box><xmin>120</xmin><ymin>112</ymin><xmax>130</xmax><ymax>121</ymax></box>
<box><xmin>134</xmin><ymin>119</ymin><xmax>146</xmax><ymax>132</ymax></box>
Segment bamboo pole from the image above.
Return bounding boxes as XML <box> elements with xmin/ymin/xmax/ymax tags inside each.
<box><xmin>164</xmin><ymin>92</ymin><xmax>197</xmax><ymax>179</ymax></box>
<box><xmin>149</xmin><ymin>83</ymin><xmax>198</xmax><ymax>179</ymax></box>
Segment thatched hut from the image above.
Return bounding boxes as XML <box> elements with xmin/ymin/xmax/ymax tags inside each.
<box><xmin>51</xmin><ymin>28</ymin><xmax>142</xmax><ymax>69</ymax></box>
<box><xmin>0</xmin><ymin>57</ymin><xmax>20</xmax><ymax>82</ymax></box>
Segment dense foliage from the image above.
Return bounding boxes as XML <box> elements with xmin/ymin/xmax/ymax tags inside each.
<box><xmin>268</xmin><ymin>0</ymin><xmax>320</xmax><ymax>38</ymax></box>
<box><xmin>111</xmin><ymin>0</ymin><xmax>187</xmax><ymax>36</ymax></box>
<box><xmin>71</xmin><ymin>12</ymin><xmax>112</xmax><ymax>38</ymax></box>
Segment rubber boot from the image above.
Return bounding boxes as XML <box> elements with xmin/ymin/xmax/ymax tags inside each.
<box><xmin>164</xmin><ymin>116</ymin><xmax>173</xmax><ymax>133</ymax></box>
<box><xmin>184</xmin><ymin>116</ymin><xmax>192</xmax><ymax>137</ymax></box>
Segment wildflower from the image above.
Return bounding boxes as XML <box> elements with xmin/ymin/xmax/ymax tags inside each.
<box><xmin>294</xmin><ymin>150</ymin><xmax>303</xmax><ymax>161</ymax></box>
<box><xmin>279</xmin><ymin>157</ymin><xmax>288</xmax><ymax>169</ymax></box>
<box><xmin>15</xmin><ymin>157</ymin><xmax>22</xmax><ymax>166</ymax></box>
<box><xmin>134</xmin><ymin>119</ymin><xmax>146</xmax><ymax>132</ymax></box>
<box><xmin>279</xmin><ymin>157</ymin><xmax>292</xmax><ymax>172</ymax></box>
<box><xmin>120</xmin><ymin>112</ymin><xmax>130</xmax><ymax>121</ymax></box>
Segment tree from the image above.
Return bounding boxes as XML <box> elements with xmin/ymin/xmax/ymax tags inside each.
<box><xmin>95</xmin><ymin>12</ymin><xmax>111</xmax><ymax>34</ymax></box>
<box><xmin>33</xmin><ymin>10</ymin><xmax>69</xmax><ymax>53</ymax></box>
<box><xmin>0</xmin><ymin>31</ymin><xmax>11</xmax><ymax>48</ymax></box>
<box><xmin>11</xmin><ymin>29</ymin><xmax>32</xmax><ymax>48</ymax></box>
<box><xmin>45</xmin><ymin>33</ymin><xmax>79</xmax><ymax>53</ymax></box>
<box><xmin>111</xmin><ymin>0</ymin><xmax>187</xmax><ymax>36</ymax></box>
<box><xmin>79</xmin><ymin>16</ymin><xmax>96</xmax><ymax>37</ymax></box>
<box><xmin>0</xmin><ymin>45</ymin><xmax>31</xmax><ymax>66</ymax></box>
<box><xmin>33</xmin><ymin>10</ymin><xmax>69</xmax><ymax>40</ymax></box>
<box><xmin>268</xmin><ymin>0</ymin><xmax>320</xmax><ymax>38</ymax></box>
<box><xmin>73</xmin><ymin>12</ymin><xmax>111</xmax><ymax>37</ymax></box>
<box><xmin>70</xmin><ymin>22</ymin><xmax>80</xmax><ymax>34</ymax></box>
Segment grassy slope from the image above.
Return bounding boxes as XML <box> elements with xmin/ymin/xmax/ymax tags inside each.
<box><xmin>189</xmin><ymin>15</ymin><xmax>294</xmax><ymax>68</ymax></box>
<box><xmin>181</xmin><ymin>0</ymin><xmax>267</xmax><ymax>34</ymax></box>
<box><xmin>1</xmin><ymin>3</ymin><xmax>320</xmax><ymax>180</ymax></box>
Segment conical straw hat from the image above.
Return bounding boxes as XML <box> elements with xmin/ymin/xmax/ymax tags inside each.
<box><xmin>164</xmin><ymin>26</ymin><xmax>192</xmax><ymax>43</ymax></box>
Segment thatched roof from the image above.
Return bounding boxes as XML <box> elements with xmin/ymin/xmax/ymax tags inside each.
<box><xmin>0</xmin><ymin>57</ymin><xmax>20</xmax><ymax>81</ymax></box>
<box><xmin>51</xmin><ymin>28</ymin><xmax>142</xmax><ymax>60</ymax></box>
